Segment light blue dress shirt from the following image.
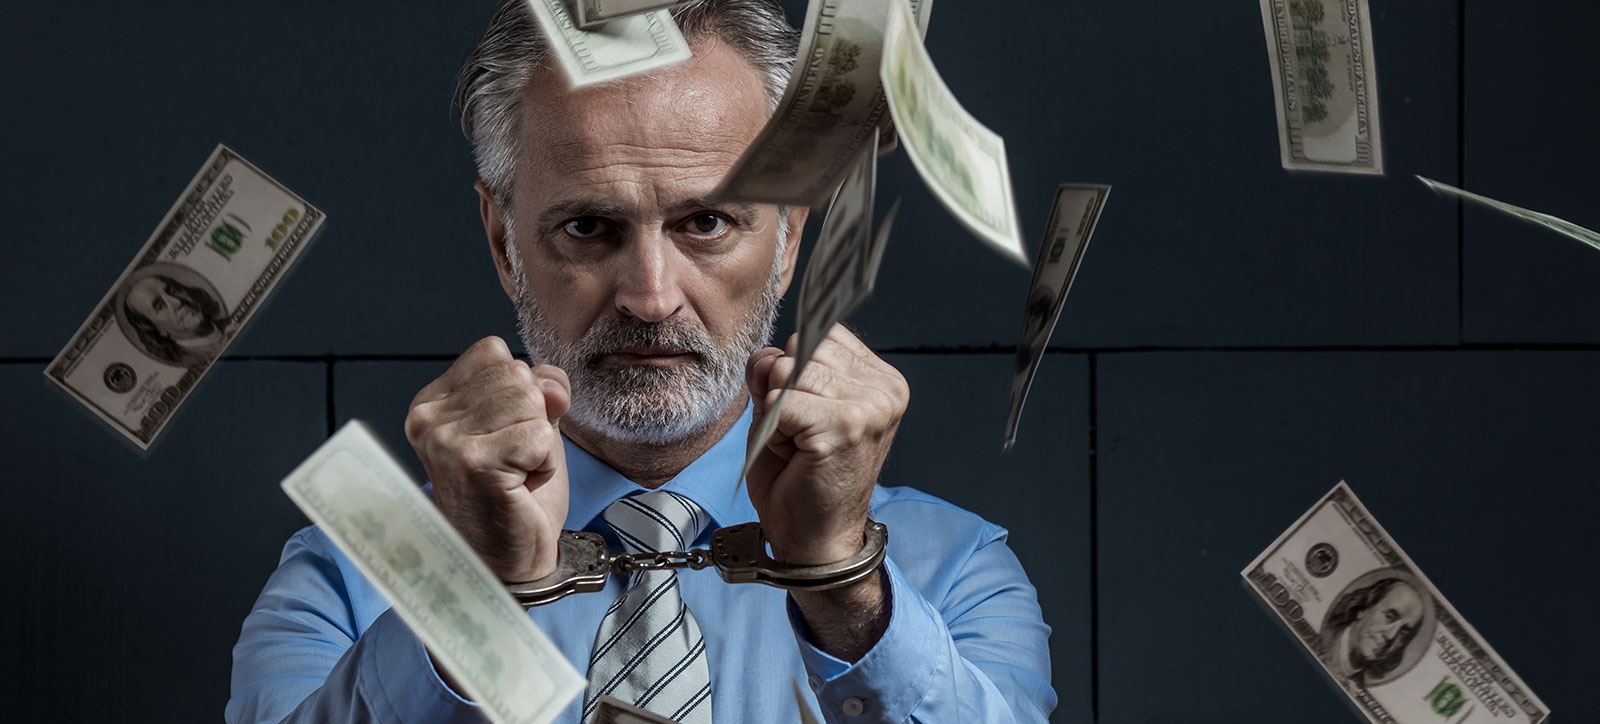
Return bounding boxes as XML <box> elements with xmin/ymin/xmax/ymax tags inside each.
<box><xmin>228</xmin><ymin>406</ymin><xmax>1056</xmax><ymax>723</ymax></box>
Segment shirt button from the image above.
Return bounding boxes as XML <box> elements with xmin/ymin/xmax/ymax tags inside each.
<box><xmin>842</xmin><ymin>697</ymin><xmax>865</xmax><ymax>716</ymax></box>
<box><xmin>807</xmin><ymin>675</ymin><xmax>822</xmax><ymax>691</ymax></box>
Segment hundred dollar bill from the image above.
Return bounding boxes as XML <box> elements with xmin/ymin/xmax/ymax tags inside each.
<box><xmin>1258</xmin><ymin>0</ymin><xmax>1383</xmax><ymax>174</ymax></box>
<box><xmin>281</xmin><ymin>422</ymin><xmax>584</xmax><ymax>724</ymax></box>
<box><xmin>1243</xmin><ymin>482</ymin><xmax>1548</xmax><ymax>724</ymax></box>
<box><xmin>574</xmin><ymin>0</ymin><xmax>692</xmax><ymax>30</ymax></box>
<box><xmin>592</xmin><ymin>695</ymin><xmax>681</xmax><ymax>723</ymax></box>
<box><xmin>715</xmin><ymin>0</ymin><xmax>933</xmax><ymax>208</ymax></box>
<box><xmin>1418</xmin><ymin>176</ymin><xmax>1600</xmax><ymax>253</ymax></box>
<box><xmin>881</xmin><ymin>0</ymin><xmax>1025</xmax><ymax>264</ymax></box>
<box><xmin>525</xmin><ymin>0</ymin><xmax>691</xmax><ymax>87</ymax></box>
<box><xmin>44</xmin><ymin>144</ymin><xmax>324</xmax><ymax>450</ymax></box>
<box><xmin>745</xmin><ymin>133</ymin><xmax>898</xmax><ymax>479</ymax></box>
<box><xmin>1004</xmin><ymin>184</ymin><xmax>1110</xmax><ymax>452</ymax></box>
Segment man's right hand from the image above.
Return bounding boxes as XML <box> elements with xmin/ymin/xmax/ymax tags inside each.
<box><xmin>404</xmin><ymin>336</ymin><xmax>571</xmax><ymax>583</ymax></box>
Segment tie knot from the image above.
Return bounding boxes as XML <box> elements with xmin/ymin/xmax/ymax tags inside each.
<box><xmin>602</xmin><ymin>490</ymin><xmax>708</xmax><ymax>555</ymax></box>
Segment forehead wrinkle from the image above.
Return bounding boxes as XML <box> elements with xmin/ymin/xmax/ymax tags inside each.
<box><xmin>545</xmin><ymin>140</ymin><xmax>745</xmax><ymax>177</ymax></box>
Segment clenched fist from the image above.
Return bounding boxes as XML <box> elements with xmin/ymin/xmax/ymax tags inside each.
<box><xmin>404</xmin><ymin>336</ymin><xmax>571</xmax><ymax>582</ymax></box>
<box><xmin>745</xmin><ymin>325</ymin><xmax>909</xmax><ymax>567</ymax></box>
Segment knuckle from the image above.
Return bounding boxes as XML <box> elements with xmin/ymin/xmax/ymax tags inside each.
<box><xmin>501</xmin><ymin>358</ymin><xmax>535</xmax><ymax>385</ymax></box>
<box><xmin>530</xmin><ymin>363</ymin><xmax>569</xmax><ymax>388</ymax></box>
<box><xmin>472</xmin><ymin>335</ymin><xmax>511</xmax><ymax>358</ymax></box>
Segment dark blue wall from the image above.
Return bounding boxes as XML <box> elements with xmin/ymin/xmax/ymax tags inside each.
<box><xmin>2</xmin><ymin>1</ymin><xmax>1594</xmax><ymax>722</ymax></box>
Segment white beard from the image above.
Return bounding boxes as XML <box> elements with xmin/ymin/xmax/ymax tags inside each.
<box><xmin>504</xmin><ymin>221</ymin><xmax>786</xmax><ymax>445</ymax></box>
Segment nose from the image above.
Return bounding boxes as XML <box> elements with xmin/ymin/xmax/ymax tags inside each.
<box><xmin>613</xmin><ymin>230</ymin><xmax>686</xmax><ymax>323</ymax></box>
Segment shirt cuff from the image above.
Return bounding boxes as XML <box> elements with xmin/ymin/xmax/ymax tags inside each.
<box><xmin>788</xmin><ymin>558</ymin><xmax>948</xmax><ymax>721</ymax></box>
<box><xmin>359</xmin><ymin>608</ymin><xmax>483</xmax><ymax>723</ymax></box>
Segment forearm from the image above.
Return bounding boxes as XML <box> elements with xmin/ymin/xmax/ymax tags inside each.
<box><xmin>789</xmin><ymin>568</ymin><xmax>891</xmax><ymax>662</ymax></box>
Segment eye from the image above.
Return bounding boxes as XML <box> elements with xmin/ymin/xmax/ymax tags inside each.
<box><xmin>152</xmin><ymin>298</ymin><xmax>166</xmax><ymax>311</ymax></box>
<box><xmin>680</xmin><ymin>212</ymin><xmax>730</xmax><ymax>237</ymax></box>
<box><xmin>1384</xmin><ymin>609</ymin><xmax>1399</xmax><ymax>623</ymax></box>
<box><xmin>562</xmin><ymin>217</ymin><xmax>611</xmax><ymax>239</ymax></box>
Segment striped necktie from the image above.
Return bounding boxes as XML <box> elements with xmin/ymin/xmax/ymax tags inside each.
<box><xmin>582</xmin><ymin>490</ymin><xmax>713</xmax><ymax>723</ymax></box>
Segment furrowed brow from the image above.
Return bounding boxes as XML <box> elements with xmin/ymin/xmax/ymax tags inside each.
<box><xmin>537</xmin><ymin>200</ymin><xmax>633</xmax><ymax>229</ymax></box>
<box><xmin>666</xmin><ymin>197</ymin><xmax>762</xmax><ymax>221</ymax></box>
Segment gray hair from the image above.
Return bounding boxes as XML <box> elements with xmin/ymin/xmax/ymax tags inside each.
<box><xmin>454</xmin><ymin>0</ymin><xmax>800</xmax><ymax>206</ymax></box>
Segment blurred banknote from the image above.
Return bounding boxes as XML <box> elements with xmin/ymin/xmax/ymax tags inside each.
<box><xmin>1418</xmin><ymin>176</ymin><xmax>1600</xmax><ymax>252</ymax></box>
<box><xmin>1244</xmin><ymin>482</ymin><xmax>1548</xmax><ymax>724</ymax></box>
<box><xmin>282</xmin><ymin>422</ymin><xmax>584</xmax><ymax>724</ymax></box>
<box><xmin>746</xmin><ymin>133</ymin><xmax>898</xmax><ymax>478</ymax></box>
<box><xmin>525</xmin><ymin>0</ymin><xmax>691</xmax><ymax>86</ymax></box>
<box><xmin>1258</xmin><ymin>0</ymin><xmax>1384</xmax><ymax>174</ymax></box>
<box><xmin>1004</xmin><ymin>184</ymin><xmax>1109</xmax><ymax>451</ymax></box>
<box><xmin>881</xmin><ymin>0</ymin><xmax>1025</xmax><ymax>263</ymax></box>
<box><xmin>716</xmin><ymin>0</ymin><xmax>933</xmax><ymax>208</ymax></box>
<box><xmin>592</xmin><ymin>696</ymin><xmax>682</xmax><ymax>723</ymax></box>
<box><xmin>45</xmin><ymin>144</ymin><xmax>324</xmax><ymax>450</ymax></box>
<box><xmin>574</xmin><ymin>0</ymin><xmax>693</xmax><ymax>29</ymax></box>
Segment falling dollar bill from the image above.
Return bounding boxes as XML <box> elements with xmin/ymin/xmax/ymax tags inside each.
<box><xmin>44</xmin><ymin>144</ymin><xmax>324</xmax><ymax>450</ymax></box>
<box><xmin>745</xmin><ymin>133</ymin><xmax>898</xmax><ymax>479</ymax></box>
<box><xmin>593</xmin><ymin>695</ymin><xmax>682</xmax><ymax>723</ymax></box>
<box><xmin>880</xmin><ymin>0</ymin><xmax>1025</xmax><ymax>264</ymax></box>
<box><xmin>1258</xmin><ymin>0</ymin><xmax>1384</xmax><ymax>174</ymax></box>
<box><xmin>281</xmin><ymin>421</ymin><xmax>584</xmax><ymax>724</ymax></box>
<box><xmin>1004</xmin><ymin>184</ymin><xmax>1110</xmax><ymax>452</ymax></box>
<box><xmin>1243</xmin><ymin>482</ymin><xmax>1548</xmax><ymax>724</ymax></box>
<box><xmin>524</xmin><ymin>0</ymin><xmax>691</xmax><ymax>87</ymax></box>
<box><xmin>716</xmin><ymin>0</ymin><xmax>933</xmax><ymax>208</ymax></box>
<box><xmin>1417</xmin><ymin>176</ymin><xmax>1600</xmax><ymax>253</ymax></box>
<box><xmin>573</xmin><ymin>0</ymin><xmax>693</xmax><ymax>29</ymax></box>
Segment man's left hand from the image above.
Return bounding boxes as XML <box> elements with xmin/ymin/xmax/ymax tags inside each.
<box><xmin>745</xmin><ymin>325</ymin><xmax>909</xmax><ymax>566</ymax></box>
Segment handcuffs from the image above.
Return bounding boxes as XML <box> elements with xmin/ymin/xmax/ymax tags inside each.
<box><xmin>505</xmin><ymin>519</ymin><xmax>888</xmax><ymax>608</ymax></box>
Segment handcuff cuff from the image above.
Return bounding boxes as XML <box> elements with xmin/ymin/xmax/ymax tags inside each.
<box><xmin>505</xmin><ymin>519</ymin><xmax>889</xmax><ymax>608</ymax></box>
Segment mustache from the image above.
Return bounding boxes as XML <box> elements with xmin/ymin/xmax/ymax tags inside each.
<box><xmin>580</xmin><ymin>316</ymin><xmax>713</xmax><ymax>365</ymax></box>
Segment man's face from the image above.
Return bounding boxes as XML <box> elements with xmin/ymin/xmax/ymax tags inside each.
<box><xmin>1349</xmin><ymin>582</ymin><xmax>1424</xmax><ymax>664</ymax></box>
<box><xmin>486</xmin><ymin>40</ymin><xmax>803</xmax><ymax>444</ymax></box>
<box><xmin>128</xmin><ymin>276</ymin><xmax>204</xmax><ymax>337</ymax></box>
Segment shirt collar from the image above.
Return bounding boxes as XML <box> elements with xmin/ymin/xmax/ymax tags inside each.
<box><xmin>562</xmin><ymin>402</ymin><xmax>758</xmax><ymax>542</ymax></box>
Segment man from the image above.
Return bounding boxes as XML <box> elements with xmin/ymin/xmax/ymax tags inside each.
<box><xmin>227</xmin><ymin>1</ymin><xmax>1054</xmax><ymax>722</ymax></box>
<box><xmin>1322</xmin><ymin>575</ymin><xmax>1430</xmax><ymax>685</ymax></box>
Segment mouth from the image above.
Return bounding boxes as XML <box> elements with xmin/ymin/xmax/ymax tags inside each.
<box><xmin>600</xmin><ymin>347</ymin><xmax>695</xmax><ymax>367</ymax></box>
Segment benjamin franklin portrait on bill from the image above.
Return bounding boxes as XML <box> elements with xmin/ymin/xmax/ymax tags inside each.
<box><xmin>114</xmin><ymin>262</ymin><xmax>230</xmax><ymax>368</ymax></box>
<box><xmin>1318</xmin><ymin>568</ymin><xmax>1437</xmax><ymax>687</ymax></box>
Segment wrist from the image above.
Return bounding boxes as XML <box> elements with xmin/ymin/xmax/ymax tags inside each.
<box><xmin>769</xmin><ymin>524</ymin><xmax>868</xmax><ymax>567</ymax></box>
<box><xmin>789</xmin><ymin>567</ymin><xmax>890</xmax><ymax>663</ymax></box>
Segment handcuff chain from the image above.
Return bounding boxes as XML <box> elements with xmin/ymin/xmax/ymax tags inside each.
<box><xmin>505</xmin><ymin>520</ymin><xmax>888</xmax><ymax>609</ymax></box>
<box><xmin>611</xmin><ymin>548</ymin><xmax>712</xmax><ymax>574</ymax></box>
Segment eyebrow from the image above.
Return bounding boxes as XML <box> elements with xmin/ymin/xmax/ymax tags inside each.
<box><xmin>537</xmin><ymin>200</ymin><xmax>634</xmax><ymax>230</ymax></box>
<box><xmin>535</xmin><ymin>197</ymin><xmax>765</xmax><ymax>229</ymax></box>
<box><xmin>665</xmin><ymin>197</ymin><xmax>762</xmax><ymax>222</ymax></box>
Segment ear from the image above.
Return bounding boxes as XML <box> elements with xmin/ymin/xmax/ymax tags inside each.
<box><xmin>776</xmin><ymin>205</ymin><xmax>809</xmax><ymax>297</ymax></box>
<box><xmin>476</xmin><ymin>180</ymin><xmax>519</xmax><ymax>301</ymax></box>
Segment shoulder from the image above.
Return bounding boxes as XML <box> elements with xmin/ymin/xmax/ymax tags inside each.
<box><xmin>868</xmin><ymin>484</ymin><xmax>1010</xmax><ymax>571</ymax></box>
<box><xmin>869</xmin><ymin>484</ymin><xmax>1006</xmax><ymax>541</ymax></box>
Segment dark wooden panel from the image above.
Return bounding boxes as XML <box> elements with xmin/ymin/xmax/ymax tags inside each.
<box><xmin>1096</xmin><ymin>351</ymin><xmax>1590</xmax><ymax>723</ymax></box>
<box><xmin>1</xmin><ymin>361</ymin><xmax>327</xmax><ymax>721</ymax></box>
<box><xmin>1461</xmin><ymin>1</ymin><xmax>1600</xmax><ymax>343</ymax></box>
